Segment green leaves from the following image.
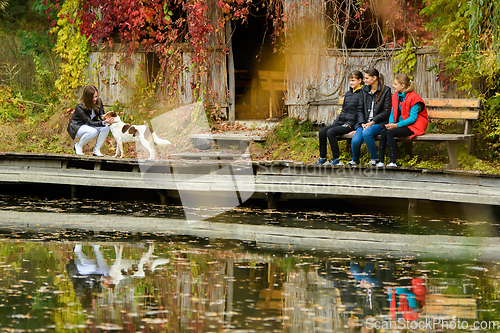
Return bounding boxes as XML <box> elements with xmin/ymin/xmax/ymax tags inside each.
<box><xmin>421</xmin><ymin>0</ymin><xmax>500</xmax><ymax>95</ymax></box>
<box><xmin>393</xmin><ymin>41</ymin><xmax>417</xmax><ymax>79</ymax></box>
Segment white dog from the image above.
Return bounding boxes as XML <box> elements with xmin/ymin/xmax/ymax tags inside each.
<box><xmin>104</xmin><ymin>111</ymin><xmax>171</xmax><ymax>160</ymax></box>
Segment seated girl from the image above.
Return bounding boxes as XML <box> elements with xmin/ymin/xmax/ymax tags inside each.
<box><xmin>315</xmin><ymin>70</ymin><xmax>363</xmax><ymax>166</ymax></box>
<box><xmin>377</xmin><ymin>74</ymin><xmax>428</xmax><ymax>167</ymax></box>
<box><xmin>349</xmin><ymin>68</ymin><xmax>392</xmax><ymax>166</ymax></box>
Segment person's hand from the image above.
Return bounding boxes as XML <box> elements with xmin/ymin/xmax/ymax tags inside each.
<box><xmin>103</xmin><ymin>118</ymin><xmax>113</xmax><ymax>125</ymax></box>
<box><xmin>385</xmin><ymin>123</ymin><xmax>398</xmax><ymax>130</ymax></box>
<box><xmin>348</xmin><ymin>131</ymin><xmax>356</xmax><ymax>135</ymax></box>
<box><xmin>362</xmin><ymin>121</ymin><xmax>374</xmax><ymax>130</ymax></box>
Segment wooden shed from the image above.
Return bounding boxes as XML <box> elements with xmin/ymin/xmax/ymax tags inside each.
<box><xmin>85</xmin><ymin>0</ymin><xmax>461</xmax><ymax>126</ymax></box>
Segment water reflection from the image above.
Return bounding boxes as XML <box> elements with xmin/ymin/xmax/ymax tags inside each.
<box><xmin>0</xmin><ymin>238</ymin><xmax>498</xmax><ymax>332</ymax></box>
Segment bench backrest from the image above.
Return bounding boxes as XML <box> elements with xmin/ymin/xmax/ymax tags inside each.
<box><xmin>423</xmin><ymin>98</ymin><xmax>481</xmax><ymax>135</ymax></box>
<box><xmin>423</xmin><ymin>98</ymin><xmax>481</xmax><ymax>120</ymax></box>
<box><xmin>333</xmin><ymin>97</ymin><xmax>481</xmax><ymax>134</ymax></box>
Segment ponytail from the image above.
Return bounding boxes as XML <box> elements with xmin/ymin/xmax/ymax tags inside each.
<box><xmin>365</xmin><ymin>68</ymin><xmax>385</xmax><ymax>103</ymax></box>
<box><xmin>395</xmin><ymin>74</ymin><xmax>415</xmax><ymax>93</ymax></box>
<box><xmin>377</xmin><ymin>73</ymin><xmax>385</xmax><ymax>103</ymax></box>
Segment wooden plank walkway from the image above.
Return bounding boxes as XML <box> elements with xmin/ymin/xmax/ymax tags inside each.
<box><xmin>1</xmin><ymin>152</ymin><xmax>500</xmax><ymax>207</ymax></box>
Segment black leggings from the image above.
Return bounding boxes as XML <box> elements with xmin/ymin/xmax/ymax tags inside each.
<box><xmin>379</xmin><ymin>126</ymin><xmax>414</xmax><ymax>163</ymax></box>
<box><xmin>318</xmin><ymin>124</ymin><xmax>353</xmax><ymax>159</ymax></box>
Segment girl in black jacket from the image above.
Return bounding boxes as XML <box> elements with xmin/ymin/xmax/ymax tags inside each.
<box><xmin>348</xmin><ymin>68</ymin><xmax>392</xmax><ymax>166</ymax></box>
<box><xmin>67</xmin><ymin>86</ymin><xmax>113</xmax><ymax>156</ymax></box>
<box><xmin>316</xmin><ymin>71</ymin><xmax>364</xmax><ymax>166</ymax></box>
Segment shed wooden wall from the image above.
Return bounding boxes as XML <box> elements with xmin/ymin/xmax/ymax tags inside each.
<box><xmin>87</xmin><ymin>48</ymin><xmax>147</xmax><ymax>106</ymax></box>
<box><xmin>285</xmin><ymin>47</ymin><xmax>464</xmax><ymax>125</ymax></box>
<box><xmin>85</xmin><ymin>2</ymin><xmax>229</xmax><ymax>111</ymax></box>
<box><xmin>86</xmin><ymin>46</ymin><xmax>228</xmax><ymax>110</ymax></box>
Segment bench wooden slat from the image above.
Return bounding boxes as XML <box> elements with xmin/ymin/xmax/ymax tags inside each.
<box><xmin>426</xmin><ymin>110</ymin><xmax>480</xmax><ymax>120</ymax></box>
<box><xmin>422</xmin><ymin>98</ymin><xmax>481</xmax><ymax>108</ymax></box>
<box><xmin>335</xmin><ymin>133</ymin><xmax>473</xmax><ymax>141</ymax></box>
<box><xmin>400</xmin><ymin>134</ymin><xmax>474</xmax><ymax>141</ymax></box>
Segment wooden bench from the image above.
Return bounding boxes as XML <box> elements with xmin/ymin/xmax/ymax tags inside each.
<box><xmin>329</xmin><ymin>98</ymin><xmax>482</xmax><ymax>169</ymax></box>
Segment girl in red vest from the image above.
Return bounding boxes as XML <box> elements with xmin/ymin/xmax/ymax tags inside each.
<box><xmin>376</xmin><ymin>74</ymin><xmax>428</xmax><ymax>167</ymax></box>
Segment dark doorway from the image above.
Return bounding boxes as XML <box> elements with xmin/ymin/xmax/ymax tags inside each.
<box><xmin>230</xmin><ymin>1</ymin><xmax>285</xmax><ymax>119</ymax></box>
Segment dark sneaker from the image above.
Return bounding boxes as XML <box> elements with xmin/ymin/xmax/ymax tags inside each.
<box><xmin>315</xmin><ymin>158</ymin><xmax>328</xmax><ymax>165</ymax></box>
<box><xmin>328</xmin><ymin>159</ymin><xmax>343</xmax><ymax>166</ymax></box>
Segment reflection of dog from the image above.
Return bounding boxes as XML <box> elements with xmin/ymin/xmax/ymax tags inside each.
<box><xmin>104</xmin><ymin>111</ymin><xmax>171</xmax><ymax>160</ymax></box>
<box><xmin>105</xmin><ymin>244</ymin><xmax>170</xmax><ymax>288</ymax></box>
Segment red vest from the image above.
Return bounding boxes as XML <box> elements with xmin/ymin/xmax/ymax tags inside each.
<box><xmin>391</xmin><ymin>91</ymin><xmax>428</xmax><ymax>138</ymax></box>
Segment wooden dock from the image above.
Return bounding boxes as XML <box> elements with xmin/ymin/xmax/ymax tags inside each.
<box><xmin>1</xmin><ymin>152</ymin><xmax>500</xmax><ymax>210</ymax></box>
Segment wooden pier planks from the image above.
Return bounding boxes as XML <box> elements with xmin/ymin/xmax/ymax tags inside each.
<box><xmin>1</xmin><ymin>153</ymin><xmax>500</xmax><ymax>206</ymax></box>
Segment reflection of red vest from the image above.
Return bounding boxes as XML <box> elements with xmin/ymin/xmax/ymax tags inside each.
<box><xmin>391</xmin><ymin>91</ymin><xmax>428</xmax><ymax>138</ymax></box>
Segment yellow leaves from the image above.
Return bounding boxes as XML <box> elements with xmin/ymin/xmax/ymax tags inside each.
<box><xmin>53</xmin><ymin>0</ymin><xmax>89</xmax><ymax>96</ymax></box>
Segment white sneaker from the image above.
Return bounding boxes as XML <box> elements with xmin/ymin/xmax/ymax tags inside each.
<box><xmin>74</xmin><ymin>143</ymin><xmax>84</xmax><ymax>155</ymax></box>
<box><xmin>387</xmin><ymin>162</ymin><xmax>398</xmax><ymax>167</ymax></box>
<box><xmin>376</xmin><ymin>162</ymin><xmax>384</xmax><ymax>167</ymax></box>
<box><xmin>347</xmin><ymin>160</ymin><xmax>359</xmax><ymax>166</ymax></box>
<box><xmin>369</xmin><ymin>159</ymin><xmax>377</xmax><ymax>166</ymax></box>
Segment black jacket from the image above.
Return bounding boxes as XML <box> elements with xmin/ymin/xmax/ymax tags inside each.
<box><xmin>67</xmin><ymin>98</ymin><xmax>105</xmax><ymax>140</ymax></box>
<box><xmin>356</xmin><ymin>83</ymin><xmax>392</xmax><ymax>129</ymax></box>
<box><xmin>332</xmin><ymin>87</ymin><xmax>361</xmax><ymax>127</ymax></box>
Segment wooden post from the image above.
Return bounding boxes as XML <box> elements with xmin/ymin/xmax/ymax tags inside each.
<box><xmin>225</xmin><ymin>257</ymin><xmax>234</xmax><ymax>326</ymax></box>
<box><xmin>465</xmin><ymin>120</ymin><xmax>474</xmax><ymax>154</ymax></box>
<box><xmin>267</xmin><ymin>192</ymin><xmax>280</xmax><ymax>209</ymax></box>
<box><xmin>265</xmin><ymin>72</ymin><xmax>279</xmax><ymax>118</ymax></box>
<box><xmin>226</xmin><ymin>21</ymin><xmax>235</xmax><ymax>125</ymax></box>
<box><xmin>446</xmin><ymin>141</ymin><xmax>459</xmax><ymax>169</ymax></box>
<box><xmin>158</xmin><ymin>190</ymin><xmax>168</xmax><ymax>205</ymax></box>
<box><xmin>408</xmin><ymin>199</ymin><xmax>417</xmax><ymax>226</ymax></box>
<box><xmin>251</xmin><ymin>78</ymin><xmax>258</xmax><ymax>116</ymax></box>
<box><xmin>70</xmin><ymin>185</ymin><xmax>77</xmax><ymax>199</ymax></box>
<box><xmin>404</xmin><ymin>142</ymin><xmax>413</xmax><ymax>156</ymax></box>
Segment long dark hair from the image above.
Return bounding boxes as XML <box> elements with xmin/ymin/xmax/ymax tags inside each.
<box><xmin>80</xmin><ymin>85</ymin><xmax>101</xmax><ymax>110</ymax></box>
<box><xmin>365</xmin><ymin>68</ymin><xmax>385</xmax><ymax>104</ymax></box>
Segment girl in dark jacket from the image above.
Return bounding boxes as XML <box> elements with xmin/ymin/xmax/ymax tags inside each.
<box><xmin>377</xmin><ymin>74</ymin><xmax>428</xmax><ymax>167</ymax></box>
<box><xmin>315</xmin><ymin>71</ymin><xmax>363</xmax><ymax>166</ymax></box>
<box><xmin>349</xmin><ymin>68</ymin><xmax>392</xmax><ymax>166</ymax></box>
<box><xmin>67</xmin><ymin>86</ymin><xmax>113</xmax><ymax>156</ymax></box>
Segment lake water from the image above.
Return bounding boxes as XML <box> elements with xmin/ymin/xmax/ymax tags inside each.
<box><xmin>0</xmin><ymin>194</ymin><xmax>500</xmax><ymax>332</ymax></box>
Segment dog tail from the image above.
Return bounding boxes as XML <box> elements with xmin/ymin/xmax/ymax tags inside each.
<box><xmin>152</xmin><ymin>132</ymin><xmax>171</xmax><ymax>146</ymax></box>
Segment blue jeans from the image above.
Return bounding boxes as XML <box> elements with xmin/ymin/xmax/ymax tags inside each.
<box><xmin>351</xmin><ymin>125</ymin><xmax>382</xmax><ymax>162</ymax></box>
